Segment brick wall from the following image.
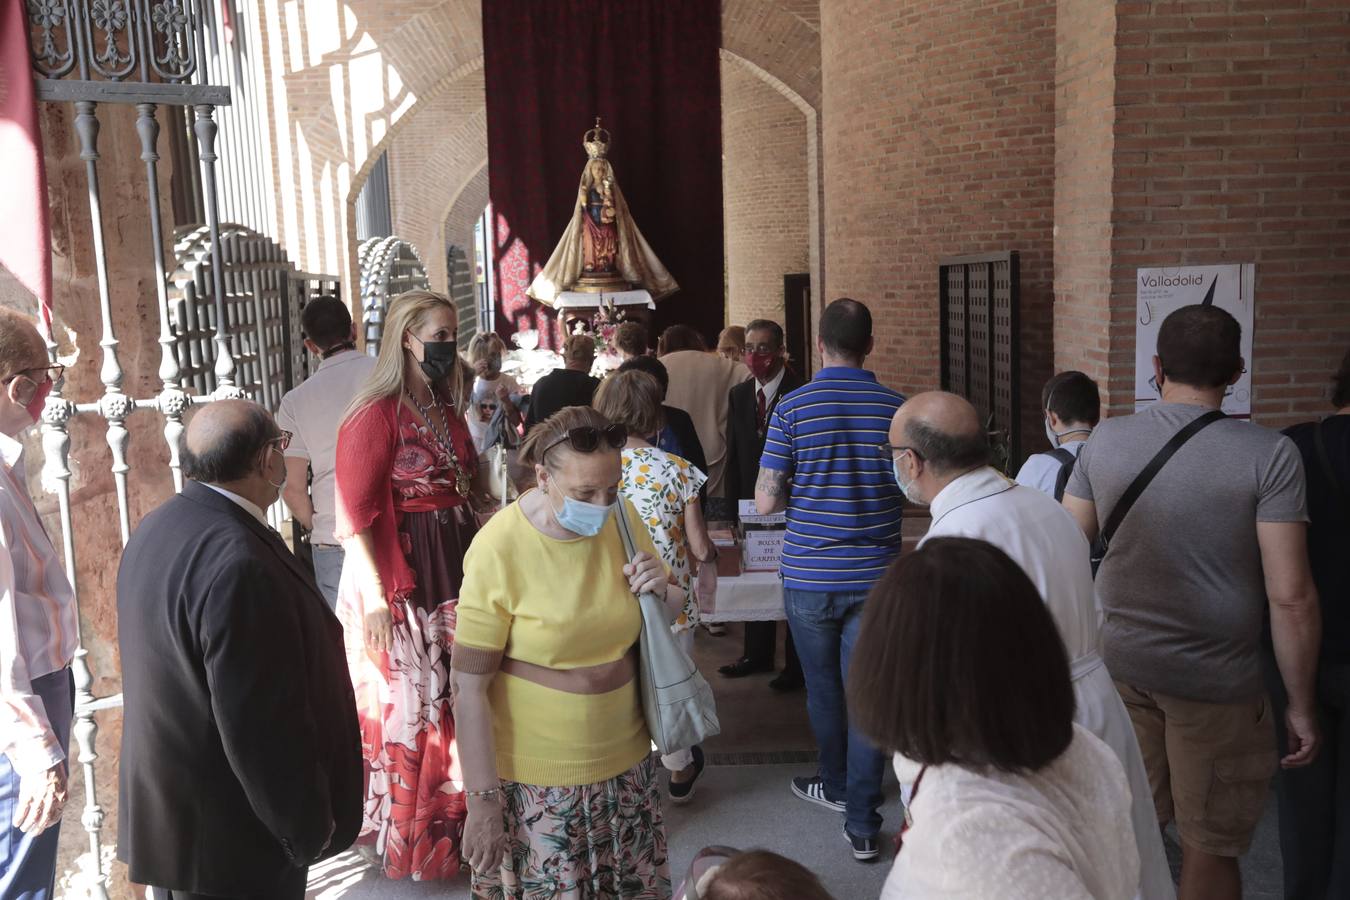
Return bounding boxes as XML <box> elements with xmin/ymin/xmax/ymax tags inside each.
<box><xmin>821</xmin><ymin>0</ymin><xmax>1058</xmax><ymax>453</ymax></box>
<box><xmin>246</xmin><ymin>0</ymin><xmax>827</xmax><ymax>324</ymax></box>
<box><xmin>722</xmin><ymin>59</ymin><xmax>811</xmax><ymax>329</ymax></box>
<box><xmin>1103</xmin><ymin>0</ymin><xmax>1350</xmax><ymax>424</ymax></box>
<box><xmin>385</xmin><ymin>70</ymin><xmax>487</xmax><ymax>293</ymax></box>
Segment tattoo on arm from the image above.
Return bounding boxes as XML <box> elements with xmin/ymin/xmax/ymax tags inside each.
<box><xmin>756</xmin><ymin>467</ymin><xmax>789</xmax><ymax>497</ymax></box>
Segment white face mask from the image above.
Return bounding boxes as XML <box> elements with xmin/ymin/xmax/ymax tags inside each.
<box><xmin>264</xmin><ymin>445</ymin><xmax>287</xmax><ymax>490</ymax></box>
<box><xmin>893</xmin><ymin>458</ymin><xmax>921</xmax><ymax>505</ymax></box>
<box><xmin>1045</xmin><ymin>418</ymin><xmax>1091</xmax><ymax>448</ymax></box>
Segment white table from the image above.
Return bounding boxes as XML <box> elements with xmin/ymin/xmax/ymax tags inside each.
<box><xmin>702</xmin><ymin>570</ymin><xmax>785</xmax><ymax>623</ymax></box>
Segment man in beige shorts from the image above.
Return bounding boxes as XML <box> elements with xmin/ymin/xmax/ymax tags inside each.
<box><xmin>1064</xmin><ymin>304</ymin><xmax>1321</xmax><ymax>900</ymax></box>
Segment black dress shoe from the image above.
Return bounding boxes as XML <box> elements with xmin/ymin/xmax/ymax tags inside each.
<box><xmin>718</xmin><ymin>657</ymin><xmax>774</xmax><ymax>678</ymax></box>
<box><xmin>769</xmin><ymin>672</ymin><xmax>805</xmax><ymax>692</ymax></box>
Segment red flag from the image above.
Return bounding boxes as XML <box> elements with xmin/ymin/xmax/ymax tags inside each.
<box><xmin>0</xmin><ymin>0</ymin><xmax>53</xmax><ymax>338</ymax></box>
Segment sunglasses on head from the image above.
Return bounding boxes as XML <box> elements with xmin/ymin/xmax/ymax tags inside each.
<box><xmin>541</xmin><ymin>424</ymin><xmax>627</xmax><ymax>463</ymax></box>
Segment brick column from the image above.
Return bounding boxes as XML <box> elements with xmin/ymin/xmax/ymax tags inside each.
<box><xmin>722</xmin><ymin>59</ymin><xmax>810</xmax><ymax>328</ymax></box>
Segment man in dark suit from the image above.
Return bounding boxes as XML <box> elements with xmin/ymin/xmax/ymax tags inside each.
<box><xmin>720</xmin><ymin>319</ymin><xmax>805</xmax><ymax>690</ymax></box>
<box><xmin>525</xmin><ymin>333</ymin><xmax>600</xmax><ymax>430</ymax></box>
<box><xmin>117</xmin><ymin>399</ymin><xmax>361</xmax><ymax>900</ymax></box>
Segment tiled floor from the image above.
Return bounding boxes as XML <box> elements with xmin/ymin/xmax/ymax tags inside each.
<box><xmin>307</xmin><ymin>623</ymin><xmax>1285</xmax><ymax>899</ymax></box>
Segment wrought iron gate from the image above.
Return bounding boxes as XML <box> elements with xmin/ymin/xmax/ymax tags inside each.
<box><xmin>26</xmin><ymin>2</ymin><xmax>330</xmax><ymax>893</ymax></box>
<box><xmin>357</xmin><ymin>235</ymin><xmax>430</xmax><ymax>355</ymax></box>
<box><xmin>938</xmin><ymin>251</ymin><xmax>1021</xmax><ymax>468</ymax></box>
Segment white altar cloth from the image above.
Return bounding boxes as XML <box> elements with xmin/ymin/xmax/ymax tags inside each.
<box><xmin>554</xmin><ymin>289</ymin><xmax>654</xmax><ymax>310</ymax></box>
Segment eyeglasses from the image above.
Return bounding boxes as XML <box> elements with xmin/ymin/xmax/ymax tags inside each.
<box><xmin>877</xmin><ymin>442</ymin><xmax>924</xmax><ymax>462</ymax></box>
<box><xmin>3</xmin><ymin>364</ymin><xmax>65</xmax><ymax>386</ymax></box>
<box><xmin>270</xmin><ymin>430</ymin><xmax>292</xmax><ymax>451</ymax></box>
<box><xmin>542</xmin><ymin>424</ymin><xmax>628</xmax><ymax>463</ymax></box>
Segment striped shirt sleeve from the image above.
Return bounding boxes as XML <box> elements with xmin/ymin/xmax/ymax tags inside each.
<box><xmin>759</xmin><ymin>404</ymin><xmax>794</xmax><ymax>472</ymax></box>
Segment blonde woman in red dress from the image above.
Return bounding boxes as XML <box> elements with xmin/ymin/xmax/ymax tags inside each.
<box><xmin>334</xmin><ymin>290</ymin><xmax>482</xmax><ymax>880</ymax></box>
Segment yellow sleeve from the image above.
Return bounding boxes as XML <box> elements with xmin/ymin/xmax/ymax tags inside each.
<box><xmin>454</xmin><ymin>526</ymin><xmax>512</xmax><ymax>656</ymax></box>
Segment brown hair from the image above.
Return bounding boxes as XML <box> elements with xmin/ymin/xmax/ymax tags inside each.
<box><xmin>518</xmin><ymin>405</ymin><xmax>616</xmax><ymax>472</ymax></box>
<box><xmin>849</xmin><ymin>537</ymin><xmax>1075</xmax><ymax>773</ymax></box>
<box><xmin>593</xmin><ymin>369</ymin><xmax>664</xmax><ymax>437</ymax></box>
<box><xmin>615</xmin><ymin>321</ymin><xmax>649</xmax><ymax>358</ymax></box>
<box><xmin>716</xmin><ymin>326</ymin><xmax>746</xmax><ymax>358</ymax></box>
<box><xmin>563</xmin><ymin>333</ymin><xmax>596</xmax><ymax>365</ymax></box>
<box><xmin>1156</xmin><ymin>304</ymin><xmax>1242</xmax><ymax>389</ymax></box>
<box><xmin>0</xmin><ymin>308</ymin><xmax>43</xmax><ymax>380</ymax></box>
<box><xmin>701</xmin><ymin>850</ymin><xmax>833</xmax><ymax>900</ymax></box>
<box><xmin>658</xmin><ymin>324</ymin><xmax>707</xmax><ymax>355</ymax></box>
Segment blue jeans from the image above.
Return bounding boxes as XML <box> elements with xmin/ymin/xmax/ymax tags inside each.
<box><xmin>784</xmin><ymin>588</ymin><xmax>886</xmax><ymax>839</ymax></box>
<box><xmin>311</xmin><ymin>545</ymin><xmax>344</xmax><ymax>610</ymax></box>
<box><xmin>0</xmin><ymin>668</ymin><xmax>74</xmax><ymax>900</ymax></box>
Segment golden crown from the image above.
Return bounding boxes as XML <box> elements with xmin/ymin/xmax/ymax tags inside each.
<box><xmin>583</xmin><ymin>117</ymin><xmax>610</xmax><ymax>160</ymax></box>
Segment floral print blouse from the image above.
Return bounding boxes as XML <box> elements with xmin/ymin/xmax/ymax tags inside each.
<box><xmin>618</xmin><ymin>446</ymin><xmax>708</xmax><ymax>633</ymax></box>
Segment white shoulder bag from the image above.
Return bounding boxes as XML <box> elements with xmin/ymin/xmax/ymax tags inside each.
<box><xmin>614</xmin><ymin>504</ymin><xmax>721</xmax><ymax>755</ymax></box>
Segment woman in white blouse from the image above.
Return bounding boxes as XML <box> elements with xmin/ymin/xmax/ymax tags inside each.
<box><xmin>849</xmin><ymin>537</ymin><xmax>1141</xmax><ymax>900</ymax></box>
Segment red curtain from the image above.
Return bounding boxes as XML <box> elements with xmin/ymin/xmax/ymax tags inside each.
<box><xmin>482</xmin><ymin>0</ymin><xmax>723</xmax><ymax>349</ymax></box>
<box><xmin>0</xmin><ymin>0</ymin><xmax>52</xmax><ymax>337</ymax></box>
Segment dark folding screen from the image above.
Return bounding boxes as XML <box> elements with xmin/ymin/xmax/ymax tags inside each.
<box><xmin>939</xmin><ymin>251</ymin><xmax>1021</xmax><ymax>467</ymax></box>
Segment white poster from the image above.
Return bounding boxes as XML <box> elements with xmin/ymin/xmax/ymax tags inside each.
<box><xmin>1135</xmin><ymin>264</ymin><xmax>1255</xmax><ymax>416</ymax></box>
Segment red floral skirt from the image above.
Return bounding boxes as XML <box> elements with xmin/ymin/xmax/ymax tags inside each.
<box><xmin>337</xmin><ymin>505</ymin><xmax>478</xmax><ymax>880</ymax></box>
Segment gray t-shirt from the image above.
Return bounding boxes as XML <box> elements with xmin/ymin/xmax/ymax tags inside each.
<box><xmin>1066</xmin><ymin>402</ymin><xmax>1307</xmax><ymax>702</ymax></box>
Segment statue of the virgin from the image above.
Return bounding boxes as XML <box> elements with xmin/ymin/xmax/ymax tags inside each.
<box><xmin>526</xmin><ymin>120</ymin><xmax>679</xmax><ymax>306</ymax></box>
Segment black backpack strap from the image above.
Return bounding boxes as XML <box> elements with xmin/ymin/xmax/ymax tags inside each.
<box><xmin>1049</xmin><ymin>448</ymin><xmax>1077</xmax><ymax>503</ymax></box>
<box><xmin>1094</xmin><ymin>410</ymin><xmax>1225</xmax><ymax>564</ymax></box>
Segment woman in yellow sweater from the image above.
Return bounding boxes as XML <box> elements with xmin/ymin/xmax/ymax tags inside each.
<box><xmin>452</xmin><ymin>405</ymin><xmax>686</xmax><ymax>899</ymax></box>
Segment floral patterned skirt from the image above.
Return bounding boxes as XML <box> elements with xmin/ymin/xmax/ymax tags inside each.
<box><xmin>472</xmin><ymin>757</ymin><xmax>671</xmax><ymax>900</ymax></box>
<box><xmin>337</xmin><ymin>506</ymin><xmax>477</xmax><ymax>881</ymax></box>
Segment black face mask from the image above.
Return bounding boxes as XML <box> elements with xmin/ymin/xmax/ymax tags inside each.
<box><xmin>410</xmin><ymin>333</ymin><xmax>459</xmax><ymax>382</ymax></box>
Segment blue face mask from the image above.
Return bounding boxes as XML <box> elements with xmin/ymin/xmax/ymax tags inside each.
<box><xmin>545</xmin><ymin>479</ymin><xmax>614</xmax><ymax>537</ymax></box>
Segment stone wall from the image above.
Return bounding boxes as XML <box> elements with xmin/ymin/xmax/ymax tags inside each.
<box><xmin>721</xmin><ymin>60</ymin><xmax>811</xmax><ymax>329</ymax></box>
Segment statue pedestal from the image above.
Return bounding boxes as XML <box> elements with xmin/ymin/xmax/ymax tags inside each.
<box><xmin>555</xmin><ymin>289</ymin><xmax>654</xmax><ymax>333</ymax></box>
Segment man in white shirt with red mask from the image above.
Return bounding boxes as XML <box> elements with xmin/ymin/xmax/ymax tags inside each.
<box><xmin>0</xmin><ymin>308</ymin><xmax>77</xmax><ymax>899</ymax></box>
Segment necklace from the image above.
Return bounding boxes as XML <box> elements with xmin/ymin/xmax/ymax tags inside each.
<box><xmin>405</xmin><ymin>388</ymin><xmax>471</xmax><ymax>497</ymax></box>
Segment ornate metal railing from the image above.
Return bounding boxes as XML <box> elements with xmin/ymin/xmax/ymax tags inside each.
<box><xmin>27</xmin><ymin>2</ymin><xmax>319</xmax><ymax>894</ymax></box>
<box><xmin>358</xmin><ymin>235</ymin><xmax>430</xmax><ymax>355</ymax></box>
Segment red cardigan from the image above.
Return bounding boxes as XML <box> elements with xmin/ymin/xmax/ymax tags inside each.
<box><xmin>334</xmin><ymin>395</ymin><xmax>471</xmax><ymax>603</ymax></box>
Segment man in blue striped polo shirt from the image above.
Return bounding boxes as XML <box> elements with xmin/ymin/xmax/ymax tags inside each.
<box><xmin>755</xmin><ymin>298</ymin><xmax>906</xmax><ymax>862</ymax></box>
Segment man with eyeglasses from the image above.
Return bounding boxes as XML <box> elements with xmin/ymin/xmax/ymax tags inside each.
<box><xmin>116</xmin><ymin>399</ymin><xmax>361</xmax><ymax>899</ymax></box>
<box><xmin>887</xmin><ymin>391</ymin><xmax>1175</xmax><ymax>899</ymax></box>
<box><xmin>0</xmin><ymin>309</ymin><xmax>76</xmax><ymax>899</ymax></box>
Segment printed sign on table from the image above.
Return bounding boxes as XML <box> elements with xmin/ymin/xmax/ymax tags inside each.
<box><xmin>1135</xmin><ymin>264</ymin><xmax>1255</xmax><ymax>416</ymax></box>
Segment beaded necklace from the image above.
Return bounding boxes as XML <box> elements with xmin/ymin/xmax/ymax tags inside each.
<box><xmin>404</xmin><ymin>387</ymin><xmax>471</xmax><ymax>497</ymax></box>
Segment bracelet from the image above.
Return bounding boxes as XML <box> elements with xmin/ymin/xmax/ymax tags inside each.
<box><xmin>465</xmin><ymin>786</ymin><xmax>500</xmax><ymax>799</ymax></box>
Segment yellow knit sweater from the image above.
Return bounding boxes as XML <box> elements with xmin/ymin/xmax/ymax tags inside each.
<box><xmin>454</xmin><ymin>496</ymin><xmax>657</xmax><ymax>786</ymax></box>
